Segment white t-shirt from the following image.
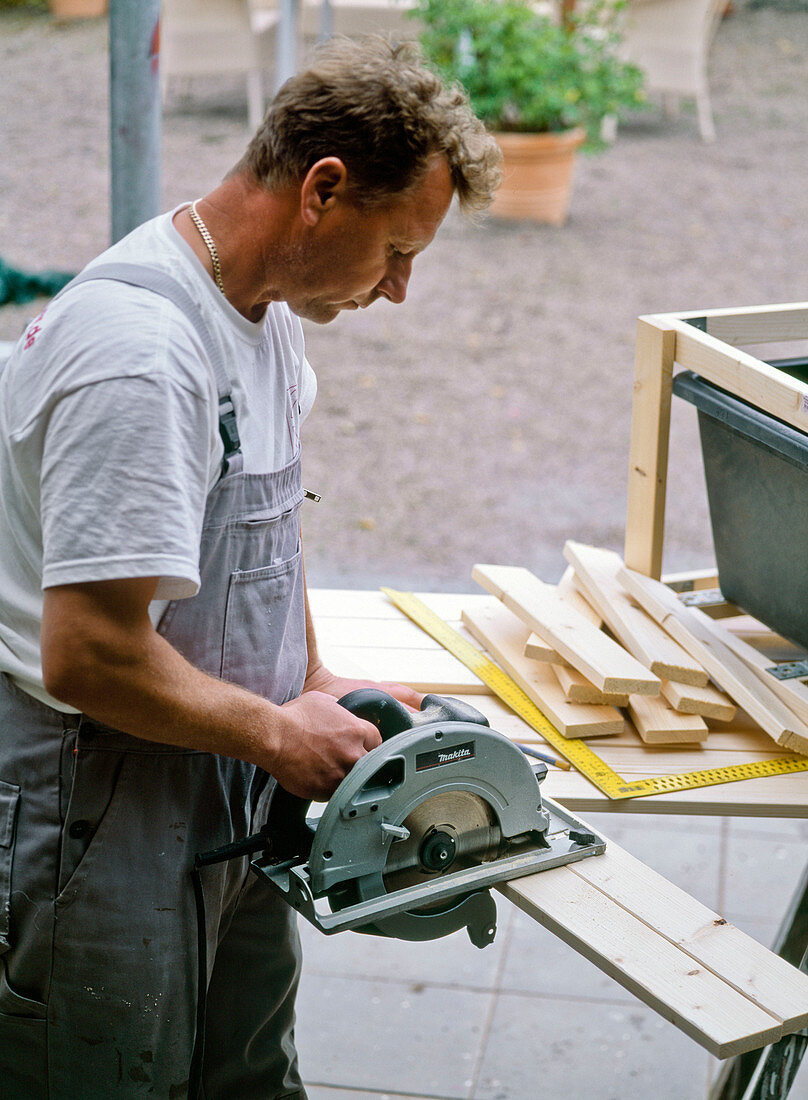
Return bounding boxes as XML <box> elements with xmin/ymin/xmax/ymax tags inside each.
<box><xmin>0</xmin><ymin>205</ymin><xmax>316</xmax><ymax>709</ymax></box>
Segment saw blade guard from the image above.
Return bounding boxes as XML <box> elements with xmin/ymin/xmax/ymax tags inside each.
<box><xmin>307</xmin><ymin>713</ymin><xmax>550</xmax><ymax>899</ymax></box>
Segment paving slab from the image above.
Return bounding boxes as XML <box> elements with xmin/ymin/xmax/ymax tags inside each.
<box><xmin>298</xmin><ymin>905</ymin><xmax>509</xmax><ymax>990</ymax></box>
<box><xmin>499</xmin><ymin>907</ymin><xmax>636</xmax><ymax>1003</ymax></box>
<box><xmin>721</xmin><ymin>829</ymin><xmax>808</xmax><ymax>925</ymax></box>
<box><xmin>473</xmin><ymin>993</ymin><xmax>714</xmax><ymax>1100</ymax></box>
<box><xmin>306</xmin><ymin>1090</ymin><xmax>442</xmax><ymax>1100</ymax></box>
<box><xmin>295</xmin><ymin>972</ymin><xmax>491</xmax><ymax>1098</ymax></box>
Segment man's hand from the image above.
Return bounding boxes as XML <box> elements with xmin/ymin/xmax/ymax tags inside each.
<box><xmin>275</xmin><ymin>690</ymin><xmax>382</xmax><ymax>799</ymax></box>
<box><xmin>302</xmin><ymin>659</ymin><xmax>425</xmax><ymax>712</ymax></box>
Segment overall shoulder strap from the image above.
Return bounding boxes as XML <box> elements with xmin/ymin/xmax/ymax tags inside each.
<box><xmin>57</xmin><ymin>262</ymin><xmax>240</xmax><ymax>462</ymax></box>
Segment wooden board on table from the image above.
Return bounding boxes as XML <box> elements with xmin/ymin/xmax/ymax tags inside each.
<box><xmin>698</xmin><ymin>611</ymin><xmax>808</xmax><ymax>730</ymax></box>
<box><xmin>551</xmin><ymin>663</ymin><xmax>630</xmax><ymax>707</ymax></box>
<box><xmin>563</xmin><ymin>540</ymin><xmax>709</xmax><ymax>687</ymax></box>
<box><xmin>661</xmin><ymin>678</ymin><xmax>737</xmax><ymax>721</ymax></box>
<box><xmin>313</xmin><ymin>590</ymin><xmax>493</xmax><ymax>694</ymax></box>
<box><xmin>557</xmin><ymin>565</ymin><xmax>602</xmax><ymax>622</ymax></box>
<box><xmin>619</xmin><ymin>566</ymin><xmax>808</xmax><ymax>752</ymax></box>
<box><xmin>461</xmin><ymin>601</ymin><xmax>624</xmax><ymax>739</ymax></box>
<box><xmin>472</xmin><ymin>563</ymin><xmax>661</xmax><ymax>697</ymax></box>
<box><xmin>500</xmin><ymin>837</ymin><xmax>808</xmax><ymax>1058</ymax></box>
<box><xmin>627</xmin><ymin>693</ymin><xmax>709</xmax><ymax>745</ymax></box>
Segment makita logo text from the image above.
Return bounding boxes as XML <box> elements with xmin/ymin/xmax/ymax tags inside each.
<box><xmin>415</xmin><ymin>740</ymin><xmax>476</xmax><ymax>771</ymax></box>
<box><xmin>438</xmin><ymin>748</ymin><xmax>472</xmax><ymax>763</ymax></box>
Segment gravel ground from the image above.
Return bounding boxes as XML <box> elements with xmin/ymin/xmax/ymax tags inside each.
<box><xmin>2</xmin><ymin>5</ymin><xmax>807</xmax><ymax>592</ymax></box>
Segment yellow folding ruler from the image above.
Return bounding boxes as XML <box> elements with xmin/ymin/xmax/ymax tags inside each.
<box><xmin>382</xmin><ymin>588</ymin><xmax>808</xmax><ymax>801</ymax></box>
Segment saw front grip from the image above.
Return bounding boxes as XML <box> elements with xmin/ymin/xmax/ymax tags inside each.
<box><xmin>336</xmin><ymin>687</ymin><xmax>491</xmax><ymax>738</ymax></box>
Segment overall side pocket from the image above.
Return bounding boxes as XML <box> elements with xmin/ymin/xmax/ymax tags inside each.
<box><xmin>0</xmin><ymin>780</ymin><xmax>21</xmax><ymax>957</ymax></box>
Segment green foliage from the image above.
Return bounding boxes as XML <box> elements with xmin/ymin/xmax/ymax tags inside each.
<box><xmin>0</xmin><ymin>0</ymin><xmax>48</xmax><ymax>10</ymax></box>
<box><xmin>412</xmin><ymin>0</ymin><xmax>646</xmax><ymax>142</ymax></box>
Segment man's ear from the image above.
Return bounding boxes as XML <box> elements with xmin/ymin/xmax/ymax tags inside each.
<box><xmin>300</xmin><ymin>158</ymin><xmax>349</xmax><ymax>226</ymax></box>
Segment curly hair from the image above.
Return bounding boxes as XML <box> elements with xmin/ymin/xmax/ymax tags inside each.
<box><xmin>235</xmin><ymin>35</ymin><xmax>502</xmax><ymax>213</ymax></box>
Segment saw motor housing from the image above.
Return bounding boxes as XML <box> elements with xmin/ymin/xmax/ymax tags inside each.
<box><xmin>252</xmin><ymin>690</ymin><xmax>605</xmax><ymax>947</ymax></box>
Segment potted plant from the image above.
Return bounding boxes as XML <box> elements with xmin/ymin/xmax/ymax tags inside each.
<box><xmin>411</xmin><ymin>0</ymin><xmax>646</xmax><ymax>224</ymax></box>
<box><xmin>48</xmin><ymin>0</ymin><xmax>107</xmax><ymax>20</ymax></box>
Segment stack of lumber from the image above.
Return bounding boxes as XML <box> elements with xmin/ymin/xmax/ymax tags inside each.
<box><xmin>467</xmin><ymin>541</ymin><xmax>808</xmax><ymax>752</ymax></box>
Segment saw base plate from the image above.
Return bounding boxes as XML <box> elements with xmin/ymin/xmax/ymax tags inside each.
<box><xmin>252</xmin><ymin>796</ymin><xmax>605</xmax><ymax>945</ymax></box>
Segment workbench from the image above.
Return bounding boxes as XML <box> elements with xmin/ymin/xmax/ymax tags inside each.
<box><xmin>310</xmin><ymin>586</ymin><xmax>808</xmax><ymax>1098</ymax></box>
<box><xmin>307</xmin><ymin>300</ymin><xmax>808</xmax><ymax>1096</ymax></box>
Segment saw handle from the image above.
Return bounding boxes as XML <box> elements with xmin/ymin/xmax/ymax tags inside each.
<box><xmin>337</xmin><ymin>688</ymin><xmax>490</xmax><ymax>741</ymax></box>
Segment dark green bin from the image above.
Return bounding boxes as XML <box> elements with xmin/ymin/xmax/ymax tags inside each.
<box><xmin>673</xmin><ymin>368</ymin><xmax>808</xmax><ymax>650</ymax></box>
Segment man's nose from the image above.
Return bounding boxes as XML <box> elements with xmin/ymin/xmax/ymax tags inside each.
<box><xmin>377</xmin><ymin>256</ymin><xmax>413</xmax><ymax>305</ymax></box>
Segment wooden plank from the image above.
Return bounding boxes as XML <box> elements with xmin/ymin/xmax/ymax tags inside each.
<box><xmin>472</xmin><ymin>564</ymin><xmax>660</xmax><ymax>697</ymax></box>
<box><xmin>568</xmin><ymin>842</ymin><xmax>808</xmax><ymax>1032</ymax></box>
<box><xmin>557</xmin><ymin>565</ymin><xmax>603</xmax><ymax>625</ymax></box>
<box><xmin>689</xmin><ymin>610</ymin><xmax>808</xmax><ymax>751</ymax></box>
<box><xmin>499</xmin><ymin>842</ymin><xmax>787</xmax><ymax>1058</ymax></box>
<box><xmin>627</xmin><ymin>693</ymin><xmax>709</xmax><ymax>745</ymax></box>
<box><xmin>309</xmin><ymin>588</ymin><xmax>492</xmax><ymax>622</ymax></box>
<box><xmin>655</xmin><ymin>302</ymin><xmax>808</xmax><ymax>345</ymax></box>
<box><xmin>663</xmin><ymin>568</ymin><xmax>720</xmax><ymax>592</ymax></box>
<box><xmin>461</xmin><ymin>601</ymin><xmax>624</xmax><ymax>738</ymax></box>
<box><xmin>317</xmin><ymin>644</ymin><xmax>489</xmax><ymax>694</ymax></box>
<box><xmin>624</xmin><ymin>316</ymin><xmax>677</xmax><ymax>579</ymax></box>
<box><xmin>542</xmin><ymin>571</ymin><xmax>630</xmax><ymax>704</ymax></box>
<box><xmin>672</xmin><ymin>322</ymin><xmax>808</xmax><ymax>435</ymax></box>
<box><xmin>550</xmin><ymin>663</ymin><xmax>629</xmax><ymax>707</ymax></box>
<box><xmin>661</xmin><ymin>678</ymin><xmax>737</xmax><ymax>721</ymax></box>
<box><xmin>618</xmin><ymin>566</ymin><xmax>808</xmax><ymax>750</ymax></box>
<box><xmin>520</xmin><ymin>633</ymin><xmax>562</xmax><ymax>664</ymax></box>
<box><xmin>564</xmin><ymin>541</ymin><xmax>709</xmax><ymax>687</ymax></box>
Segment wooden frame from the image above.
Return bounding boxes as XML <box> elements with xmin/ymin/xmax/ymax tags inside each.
<box><xmin>624</xmin><ymin>302</ymin><xmax>808</xmax><ymax>579</ymax></box>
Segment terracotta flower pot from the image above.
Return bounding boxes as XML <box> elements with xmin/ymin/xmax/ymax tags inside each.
<box><xmin>489</xmin><ymin>128</ymin><xmax>587</xmax><ymax>225</ymax></box>
<box><xmin>49</xmin><ymin>0</ymin><xmax>108</xmax><ymax>20</ymax></box>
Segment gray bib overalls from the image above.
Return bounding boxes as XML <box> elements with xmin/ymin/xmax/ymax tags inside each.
<box><xmin>0</xmin><ymin>266</ymin><xmax>309</xmax><ymax>1098</ymax></box>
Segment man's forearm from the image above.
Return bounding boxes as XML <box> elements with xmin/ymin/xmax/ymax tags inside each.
<box><xmin>41</xmin><ymin>577</ymin><xmax>381</xmax><ymax>798</ymax></box>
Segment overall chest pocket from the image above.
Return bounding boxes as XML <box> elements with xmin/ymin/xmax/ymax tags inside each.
<box><xmin>220</xmin><ymin>548</ymin><xmax>307</xmax><ymax>704</ymax></box>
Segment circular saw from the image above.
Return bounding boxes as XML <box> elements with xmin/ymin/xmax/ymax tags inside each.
<box><xmin>251</xmin><ymin>689</ymin><xmax>605</xmax><ymax>948</ymax></box>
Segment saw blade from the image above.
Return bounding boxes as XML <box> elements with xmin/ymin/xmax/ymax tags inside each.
<box><xmin>382</xmin><ymin>791</ymin><xmax>502</xmax><ymax>898</ymax></box>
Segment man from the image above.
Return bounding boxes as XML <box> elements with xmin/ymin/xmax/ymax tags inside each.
<box><xmin>0</xmin><ymin>35</ymin><xmax>501</xmax><ymax>1100</ymax></box>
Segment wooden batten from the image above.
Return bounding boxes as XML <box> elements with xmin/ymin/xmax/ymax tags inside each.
<box><xmin>461</xmin><ymin>601</ymin><xmax>624</xmax><ymax>739</ymax></box>
<box><xmin>624</xmin><ymin>317</ymin><xmax>677</xmax><ymax>579</ymax></box>
<box><xmin>655</xmin><ymin>302</ymin><xmax>808</xmax><ymax>345</ymax></box>
<box><xmin>695</xmin><ymin>610</ymin><xmax>808</xmax><ymax>728</ymax></box>
<box><xmin>500</xmin><ymin>837</ymin><xmax>808</xmax><ymax>1059</ymax></box>
<box><xmin>523</xmin><ymin>568</ymin><xmax>600</xmax><ymax>665</ymax></box>
<box><xmin>522</xmin><ymin>633</ymin><xmax>565</xmax><ymax>664</ymax></box>
<box><xmin>564</xmin><ymin>541</ymin><xmax>709</xmax><ymax>687</ymax></box>
<box><xmin>618</xmin><ymin>565</ymin><xmax>808</xmax><ymax>749</ymax></box>
<box><xmin>627</xmin><ymin>693</ymin><xmax>709</xmax><ymax>745</ymax></box>
<box><xmin>472</xmin><ymin>563</ymin><xmax>660</xmax><ymax>697</ymax></box>
<box><xmin>662</xmin><ymin>568</ymin><xmax>720</xmax><ymax>592</ymax></box>
<box><xmin>671</xmin><ymin>323</ymin><xmax>808</xmax><ymax>436</ymax></box>
<box><xmin>660</xmin><ymin>678</ymin><xmax>737</xmax><ymax>721</ymax></box>
<box><xmin>551</xmin><ymin>662</ymin><xmax>630</xmax><ymax>707</ymax></box>
<box><xmin>557</xmin><ymin>565</ymin><xmax>603</xmax><ymax>625</ymax></box>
